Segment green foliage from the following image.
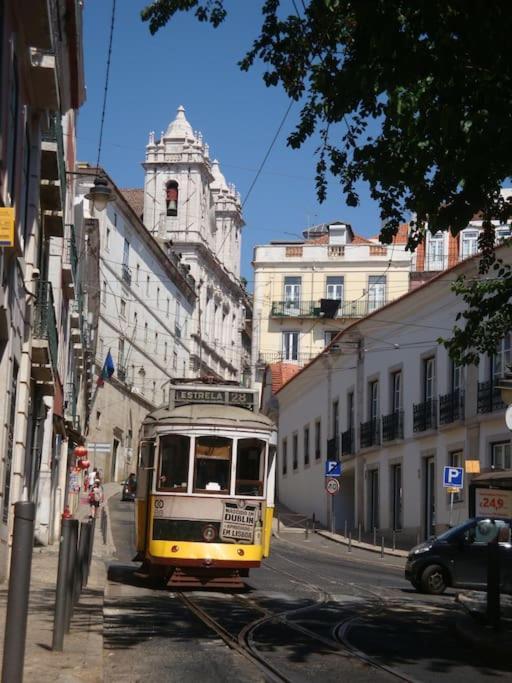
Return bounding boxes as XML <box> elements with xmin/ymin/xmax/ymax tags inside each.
<box><xmin>141</xmin><ymin>0</ymin><xmax>512</xmax><ymax>362</ymax></box>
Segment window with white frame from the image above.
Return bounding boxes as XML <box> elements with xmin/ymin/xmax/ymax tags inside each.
<box><xmin>118</xmin><ymin>338</ymin><xmax>125</xmax><ymax>368</ymax></box>
<box><xmin>144</xmin><ymin>322</ymin><xmax>148</xmax><ymax>343</ymax></box>
<box><xmin>282</xmin><ymin>331</ymin><xmax>299</xmax><ymax>361</ymax></box>
<box><xmin>326</xmin><ymin>276</ymin><xmax>344</xmax><ymax>301</ymax></box>
<box><xmin>172</xmin><ymin>351</ymin><xmax>178</xmax><ymax>370</ymax></box>
<box><xmin>391</xmin><ymin>371</ymin><xmax>402</xmax><ymax>413</ymax></box>
<box><xmin>495</xmin><ymin>225</ymin><xmax>511</xmax><ymax>243</ymax></box>
<box><xmin>368</xmin><ymin>275</ymin><xmax>386</xmax><ymax>312</ymax></box>
<box><xmin>284</xmin><ymin>276</ymin><xmax>301</xmax><ymax>310</ymax></box>
<box><xmin>369</xmin><ymin>380</ymin><xmax>379</xmax><ymax>421</ymax></box>
<box><xmin>133</xmin><ymin>312</ymin><xmax>137</xmax><ymax>340</ymax></box>
<box><xmin>492</xmin><ymin>332</ymin><xmax>512</xmax><ymax>382</ymax></box>
<box><xmin>451</xmin><ymin>360</ymin><xmax>464</xmax><ymax>394</ymax></box>
<box><xmin>154</xmin><ymin>332</ymin><xmax>159</xmax><ymax>353</ymax></box>
<box><xmin>428</xmin><ymin>231</ymin><xmax>445</xmax><ymax>269</ymax></box>
<box><xmin>102</xmin><ymin>280</ymin><xmax>107</xmax><ymax>306</ymax></box>
<box><xmin>424</xmin><ymin>357</ymin><xmax>435</xmax><ymax>402</ymax></box>
<box><xmin>490</xmin><ymin>442</ymin><xmax>511</xmax><ymax>470</ymax></box>
<box><xmin>123</xmin><ymin>238</ymin><xmax>130</xmax><ymax>267</ymax></box>
<box><xmin>164</xmin><ymin>341</ymin><xmax>168</xmax><ymax>361</ymax></box>
<box><xmin>166</xmin><ymin>297</ymin><xmax>170</xmax><ymax>318</ymax></box>
<box><xmin>460</xmin><ymin>230</ymin><xmax>479</xmax><ymax>259</ymax></box>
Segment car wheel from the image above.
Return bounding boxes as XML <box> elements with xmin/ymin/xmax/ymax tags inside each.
<box><xmin>420</xmin><ymin>564</ymin><xmax>447</xmax><ymax>594</ymax></box>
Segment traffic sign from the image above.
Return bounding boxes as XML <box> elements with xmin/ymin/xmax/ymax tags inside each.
<box><xmin>443</xmin><ymin>466</ymin><xmax>464</xmax><ymax>488</ymax></box>
<box><xmin>325</xmin><ymin>460</ymin><xmax>342</xmax><ymax>477</ymax></box>
<box><xmin>506</xmin><ymin>404</ymin><xmax>512</xmax><ymax>431</ymax></box>
<box><xmin>325</xmin><ymin>477</ymin><xmax>340</xmax><ymax>495</ymax></box>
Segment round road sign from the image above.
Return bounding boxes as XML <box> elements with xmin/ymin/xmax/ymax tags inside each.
<box><xmin>506</xmin><ymin>404</ymin><xmax>512</xmax><ymax>431</ymax></box>
<box><xmin>326</xmin><ymin>477</ymin><xmax>340</xmax><ymax>495</ymax></box>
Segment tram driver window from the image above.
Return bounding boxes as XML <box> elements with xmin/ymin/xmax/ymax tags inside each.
<box><xmin>158</xmin><ymin>435</ymin><xmax>190</xmax><ymax>492</ymax></box>
<box><xmin>193</xmin><ymin>436</ymin><xmax>232</xmax><ymax>494</ymax></box>
<box><xmin>235</xmin><ymin>438</ymin><xmax>265</xmax><ymax>496</ymax></box>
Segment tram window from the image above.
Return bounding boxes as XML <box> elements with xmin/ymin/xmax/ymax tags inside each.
<box><xmin>158</xmin><ymin>435</ymin><xmax>190</xmax><ymax>492</ymax></box>
<box><xmin>235</xmin><ymin>438</ymin><xmax>265</xmax><ymax>496</ymax></box>
<box><xmin>194</xmin><ymin>436</ymin><xmax>232</xmax><ymax>494</ymax></box>
<box><xmin>137</xmin><ymin>441</ymin><xmax>154</xmax><ymax>498</ymax></box>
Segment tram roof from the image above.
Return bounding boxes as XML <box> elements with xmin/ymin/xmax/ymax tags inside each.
<box><xmin>142</xmin><ymin>403</ymin><xmax>275</xmax><ymax>431</ymax></box>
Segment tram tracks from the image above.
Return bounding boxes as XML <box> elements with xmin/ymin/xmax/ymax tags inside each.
<box><xmin>175</xmin><ymin>555</ymin><xmax>416</xmax><ymax>683</ymax></box>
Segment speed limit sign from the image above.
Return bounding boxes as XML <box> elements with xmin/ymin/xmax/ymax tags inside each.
<box><xmin>325</xmin><ymin>477</ymin><xmax>340</xmax><ymax>495</ymax></box>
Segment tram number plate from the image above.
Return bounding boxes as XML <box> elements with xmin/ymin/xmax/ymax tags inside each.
<box><xmin>220</xmin><ymin>502</ymin><xmax>258</xmax><ymax>543</ymax></box>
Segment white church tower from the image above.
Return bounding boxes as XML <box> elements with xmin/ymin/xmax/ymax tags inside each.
<box><xmin>142</xmin><ymin>105</ymin><xmax>249</xmax><ymax>382</ymax></box>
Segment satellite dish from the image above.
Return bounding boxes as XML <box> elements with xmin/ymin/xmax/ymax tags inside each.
<box><xmin>506</xmin><ymin>404</ymin><xmax>512</xmax><ymax>431</ymax></box>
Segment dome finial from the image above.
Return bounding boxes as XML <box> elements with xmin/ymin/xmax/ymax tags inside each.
<box><xmin>164</xmin><ymin>105</ymin><xmax>193</xmax><ymax>140</ymax></box>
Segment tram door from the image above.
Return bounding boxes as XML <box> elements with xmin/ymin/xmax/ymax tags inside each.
<box><xmin>136</xmin><ymin>441</ymin><xmax>154</xmax><ymax>553</ymax></box>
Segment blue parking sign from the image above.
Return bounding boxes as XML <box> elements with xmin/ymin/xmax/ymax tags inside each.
<box><xmin>443</xmin><ymin>466</ymin><xmax>464</xmax><ymax>488</ymax></box>
<box><xmin>325</xmin><ymin>461</ymin><xmax>342</xmax><ymax>477</ymax></box>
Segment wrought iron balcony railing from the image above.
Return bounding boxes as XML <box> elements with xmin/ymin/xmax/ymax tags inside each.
<box><xmin>33</xmin><ymin>281</ymin><xmax>58</xmax><ymax>372</ymax></box>
<box><xmin>327</xmin><ymin>436</ymin><xmax>340</xmax><ymax>459</ymax></box>
<box><xmin>270</xmin><ymin>298</ymin><xmax>387</xmax><ymax>319</ymax></box>
<box><xmin>42</xmin><ymin>112</ymin><xmax>66</xmax><ymax>209</ymax></box>
<box><xmin>477</xmin><ymin>381</ymin><xmax>506</xmax><ymax>414</ymax></box>
<box><xmin>413</xmin><ymin>399</ymin><xmax>437</xmax><ymax>432</ymax></box>
<box><xmin>117</xmin><ymin>365</ymin><xmax>127</xmax><ymax>383</ymax></box>
<box><xmin>341</xmin><ymin>428</ymin><xmax>354</xmax><ymax>456</ymax></box>
<box><xmin>439</xmin><ymin>390</ymin><xmax>464</xmax><ymax>424</ymax></box>
<box><xmin>382</xmin><ymin>411</ymin><xmax>404</xmax><ymax>441</ymax></box>
<box><xmin>63</xmin><ymin>225</ymin><xmax>78</xmax><ymax>281</ymax></box>
<box><xmin>360</xmin><ymin>418</ymin><xmax>380</xmax><ymax>449</ymax></box>
<box><xmin>257</xmin><ymin>351</ymin><xmax>317</xmax><ymax>367</ymax></box>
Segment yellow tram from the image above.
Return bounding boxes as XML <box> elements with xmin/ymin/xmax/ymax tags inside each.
<box><xmin>135</xmin><ymin>381</ymin><xmax>277</xmax><ymax>587</ymax></box>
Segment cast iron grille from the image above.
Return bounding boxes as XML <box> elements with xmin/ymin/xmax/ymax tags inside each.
<box><xmin>360</xmin><ymin>418</ymin><xmax>380</xmax><ymax>449</ymax></box>
<box><xmin>413</xmin><ymin>399</ymin><xmax>437</xmax><ymax>432</ymax></box>
<box><xmin>382</xmin><ymin>411</ymin><xmax>404</xmax><ymax>441</ymax></box>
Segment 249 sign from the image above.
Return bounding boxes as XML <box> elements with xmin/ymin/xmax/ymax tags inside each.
<box><xmin>475</xmin><ymin>489</ymin><xmax>512</xmax><ymax>517</ymax></box>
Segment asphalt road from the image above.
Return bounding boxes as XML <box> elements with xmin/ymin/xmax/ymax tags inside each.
<box><xmin>105</xmin><ymin>494</ymin><xmax>512</xmax><ymax>682</ymax></box>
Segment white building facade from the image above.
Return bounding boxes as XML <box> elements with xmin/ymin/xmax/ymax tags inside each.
<box><xmin>276</xmin><ymin>246</ymin><xmax>512</xmax><ymax>545</ymax></box>
<box><xmin>76</xmin><ymin>168</ymin><xmax>196</xmax><ymax>481</ymax></box>
<box><xmin>139</xmin><ymin>106</ymin><xmax>250</xmax><ymax>383</ymax></box>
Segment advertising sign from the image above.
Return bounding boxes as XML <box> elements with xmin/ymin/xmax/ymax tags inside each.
<box><xmin>220</xmin><ymin>501</ymin><xmax>258</xmax><ymax>543</ymax></box>
<box><xmin>0</xmin><ymin>208</ymin><xmax>15</xmax><ymax>247</ymax></box>
<box><xmin>475</xmin><ymin>488</ymin><xmax>512</xmax><ymax>517</ymax></box>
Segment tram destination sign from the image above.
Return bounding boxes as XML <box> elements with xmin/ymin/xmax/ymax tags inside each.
<box><xmin>173</xmin><ymin>388</ymin><xmax>255</xmax><ymax>410</ymax></box>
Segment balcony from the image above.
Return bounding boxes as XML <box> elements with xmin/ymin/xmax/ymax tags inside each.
<box><xmin>382</xmin><ymin>411</ymin><xmax>404</xmax><ymax>441</ymax></box>
<box><xmin>117</xmin><ymin>366</ymin><xmax>127</xmax><ymax>383</ymax></box>
<box><xmin>413</xmin><ymin>399</ymin><xmax>437</xmax><ymax>432</ymax></box>
<box><xmin>477</xmin><ymin>381</ymin><xmax>506</xmax><ymax>414</ymax></box>
<box><xmin>122</xmin><ymin>264</ymin><xmax>132</xmax><ymax>286</ymax></box>
<box><xmin>64</xmin><ymin>381</ymin><xmax>79</xmax><ymax>430</ymax></box>
<box><xmin>257</xmin><ymin>351</ymin><xmax>317</xmax><ymax>367</ymax></box>
<box><xmin>28</xmin><ymin>47</ymin><xmax>59</xmax><ymax>110</ymax></box>
<box><xmin>327</xmin><ymin>436</ymin><xmax>340</xmax><ymax>459</ymax></box>
<box><xmin>40</xmin><ymin>113</ymin><xmax>66</xmax><ymax>237</ymax></box>
<box><xmin>32</xmin><ymin>281</ymin><xmax>58</xmax><ymax>391</ymax></box>
<box><xmin>341</xmin><ymin>428</ymin><xmax>354</xmax><ymax>456</ymax></box>
<box><xmin>360</xmin><ymin>418</ymin><xmax>380</xmax><ymax>449</ymax></box>
<box><xmin>62</xmin><ymin>225</ymin><xmax>78</xmax><ymax>296</ymax></box>
<box><xmin>270</xmin><ymin>298</ymin><xmax>387</xmax><ymax>319</ymax></box>
<box><xmin>439</xmin><ymin>390</ymin><xmax>464</xmax><ymax>425</ymax></box>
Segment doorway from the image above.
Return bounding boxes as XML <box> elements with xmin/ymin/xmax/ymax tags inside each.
<box><xmin>111</xmin><ymin>438</ymin><xmax>119</xmax><ymax>482</ymax></box>
<box><xmin>367</xmin><ymin>469</ymin><xmax>379</xmax><ymax>530</ymax></box>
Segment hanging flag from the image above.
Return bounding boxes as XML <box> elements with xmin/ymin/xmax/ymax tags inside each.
<box><xmin>97</xmin><ymin>350</ymin><xmax>115</xmax><ymax>387</ymax></box>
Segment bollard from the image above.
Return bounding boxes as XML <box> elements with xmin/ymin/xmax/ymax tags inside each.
<box><xmin>1</xmin><ymin>501</ymin><xmax>36</xmax><ymax>683</ymax></box>
<box><xmin>75</xmin><ymin>522</ymin><xmax>89</xmax><ymax>601</ymax></box>
<box><xmin>348</xmin><ymin>532</ymin><xmax>352</xmax><ymax>553</ymax></box>
<box><xmin>486</xmin><ymin>541</ymin><xmax>501</xmax><ymax>629</ymax></box>
<box><xmin>64</xmin><ymin>519</ymin><xmax>79</xmax><ymax>633</ymax></box>
<box><xmin>380</xmin><ymin>536</ymin><xmax>384</xmax><ymax>559</ymax></box>
<box><xmin>277</xmin><ymin>514</ymin><xmax>281</xmax><ymax>534</ymax></box>
<box><xmin>358</xmin><ymin>523</ymin><xmax>362</xmax><ymax>543</ymax></box>
<box><xmin>305</xmin><ymin>520</ymin><xmax>309</xmax><ymax>540</ymax></box>
<box><xmin>392</xmin><ymin>530</ymin><xmax>396</xmax><ymax>551</ymax></box>
<box><xmin>373</xmin><ymin>526</ymin><xmax>377</xmax><ymax>546</ymax></box>
<box><xmin>80</xmin><ymin>520</ymin><xmax>92</xmax><ymax>588</ymax></box>
<box><xmin>344</xmin><ymin>520</ymin><xmax>347</xmax><ymax>538</ymax></box>
<box><xmin>52</xmin><ymin>517</ymin><xmax>74</xmax><ymax>651</ymax></box>
<box><xmin>312</xmin><ymin>513</ymin><xmax>316</xmax><ymax>534</ymax></box>
<box><xmin>85</xmin><ymin>517</ymin><xmax>95</xmax><ymax>587</ymax></box>
<box><xmin>101</xmin><ymin>507</ymin><xmax>107</xmax><ymax>545</ymax></box>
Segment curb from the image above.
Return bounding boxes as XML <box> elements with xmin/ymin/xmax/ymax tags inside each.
<box><xmin>316</xmin><ymin>529</ymin><xmax>409</xmax><ymax>558</ymax></box>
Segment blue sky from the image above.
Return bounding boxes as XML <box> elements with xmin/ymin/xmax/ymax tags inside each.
<box><xmin>78</xmin><ymin>0</ymin><xmax>381</xmax><ymax>282</ymax></box>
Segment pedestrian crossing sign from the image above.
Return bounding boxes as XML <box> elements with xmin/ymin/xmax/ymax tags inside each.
<box><xmin>325</xmin><ymin>460</ymin><xmax>342</xmax><ymax>477</ymax></box>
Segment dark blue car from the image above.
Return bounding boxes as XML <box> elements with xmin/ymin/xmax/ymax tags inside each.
<box><xmin>405</xmin><ymin>517</ymin><xmax>512</xmax><ymax>594</ymax></box>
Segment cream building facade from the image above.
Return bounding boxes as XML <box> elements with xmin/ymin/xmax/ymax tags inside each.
<box><xmin>251</xmin><ymin>222</ymin><xmax>413</xmax><ymax>386</ymax></box>
<box><xmin>275</xmin><ymin>245</ymin><xmax>512</xmax><ymax>545</ymax></box>
<box><xmin>75</xmin><ymin>168</ymin><xmax>196</xmax><ymax>482</ymax></box>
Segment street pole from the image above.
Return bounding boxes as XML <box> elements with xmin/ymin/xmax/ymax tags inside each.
<box><xmin>1</xmin><ymin>501</ymin><xmax>36</xmax><ymax>683</ymax></box>
<box><xmin>449</xmin><ymin>491</ymin><xmax>454</xmax><ymax>527</ymax></box>
<box><xmin>52</xmin><ymin>517</ymin><xmax>73</xmax><ymax>651</ymax></box>
<box><xmin>330</xmin><ymin>495</ymin><xmax>335</xmax><ymax>534</ymax></box>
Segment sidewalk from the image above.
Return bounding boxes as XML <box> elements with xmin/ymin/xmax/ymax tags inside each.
<box><xmin>455</xmin><ymin>590</ymin><xmax>512</xmax><ymax>657</ymax></box>
<box><xmin>0</xmin><ymin>482</ymin><xmax>119</xmax><ymax>682</ymax></box>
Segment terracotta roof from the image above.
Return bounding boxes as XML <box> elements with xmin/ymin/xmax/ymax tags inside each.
<box><xmin>370</xmin><ymin>223</ymin><xmax>410</xmax><ymax>244</ymax></box>
<box><xmin>120</xmin><ymin>188</ymin><xmax>144</xmax><ymax>220</ymax></box>
<box><xmin>269</xmin><ymin>362</ymin><xmax>301</xmax><ymax>394</ymax></box>
<box><xmin>351</xmin><ymin>234</ymin><xmax>374</xmax><ymax>245</ymax></box>
<box><xmin>306</xmin><ymin>232</ymin><xmax>375</xmax><ymax>246</ymax></box>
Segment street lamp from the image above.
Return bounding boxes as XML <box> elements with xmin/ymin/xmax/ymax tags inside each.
<box><xmin>84</xmin><ymin>175</ymin><xmax>114</xmax><ymax>211</ymax></box>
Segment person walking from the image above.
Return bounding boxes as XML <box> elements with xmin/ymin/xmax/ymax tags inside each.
<box><xmin>88</xmin><ymin>478</ymin><xmax>103</xmax><ymax>519</ymax></box>
<box><xmin>87</xmin><ymin>468</ymin><xmax>98</xmax><ymax>491</ymax></box>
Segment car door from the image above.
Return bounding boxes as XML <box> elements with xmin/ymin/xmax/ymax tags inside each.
<box><xmin>452</xmin><ymin>519</ymin><xmax>509</xmax><ymax>589</ymax></box>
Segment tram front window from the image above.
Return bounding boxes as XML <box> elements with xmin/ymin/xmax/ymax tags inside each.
<box><xmin>194</xmin><ymin>436</ymin><xmax>232</xmax><ymax>494</ymax></box>
<box><xmin>158</xmin><ymin>435</ymin><xmax>190</xmax><ymax>492</ymax></box>
<box><xmin>236</xmin><ymin>438</ymin><xmax>265</xmax><ymax>496</ymax></box>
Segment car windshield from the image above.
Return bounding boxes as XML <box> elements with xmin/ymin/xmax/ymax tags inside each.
<box><xmin>436</xmin><ymin>520</ymin><xmax>473</xmax><ymax>542</ymax></box>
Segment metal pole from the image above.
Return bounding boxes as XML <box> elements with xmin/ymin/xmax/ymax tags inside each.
<box><xmin>277</xmin><ymin>514</ymin><xmax>281</xmax><ymax>534</ymax></box>
<box><xmin>85</xmin><ymin>517</ymin><xmax>95</xmax><ymax>586</ymax></box>
<box><xmin>330</xmin><ymin>496</ymin><xmax>334</xmax><ymax>534</ymax></box>
<box><xmin>486</xmin><ymin>541</ymin><xmax>501</xmax><ymax>629</ymax></box>
<box><xmin>380</xmin><ymin>536</ymin><xmax>384</xmax><ymax>559</ymax></box>
<box><xmin>373</xmin><ymin>526</ymin><xmax>377</xmax><ymax>546</ymax></box>
<box><xmin>76</xmin><ymin>522</ymin><xmax>88</xmax><ymax>600</ymax></box>
<box><xmin>64</xmin><ymin>519</ymin><xmax>79</xmax><ymax>633</ymax></box>
<box><xmin>52</xmin><ymin>517</ymin><xmax>73</xmax><ymax>651</ymax></box>
<box><xmin>358</xmin><ymin>523</ymin><xmax>361</xmax><ymax>543</ymax></box>
<box><xmin>312</xmin><ymin>513</ymin><xmax>316</xmax><ymax>534</ymax></box>
<box><xmin>305</xmin><ymin>520</ymin><xmax>309</xmax><ymax>540</ymax></box>
<box><xmin>348</xmin><ymin>532</ymin><xmax>352</xmax><ymax>552</ymax></box>
<box><xmin>344</xmin><ymin>519</ymin><xmax>347</xmax><ymax>538</ymax></box>
<box><xmin>392</xmin><ymin>530</ymin><xmax>396</xmax><ymax>551</ymax></box>
<box><xmin>1</xmin><ymin>501</ymin><xmax>36</xmax><ymax>683</ymax></box>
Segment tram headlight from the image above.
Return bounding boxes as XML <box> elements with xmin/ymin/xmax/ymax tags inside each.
<box><xmin>202</xmin><ymin>524</ymin><xmax>217</xmax><ymax>542</ymax></box>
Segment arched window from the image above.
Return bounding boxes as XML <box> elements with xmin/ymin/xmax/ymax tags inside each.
<box><xmin>166</xmin><ymin>180</ymin><xmax>178</xmax><ymax>217</ymax></box>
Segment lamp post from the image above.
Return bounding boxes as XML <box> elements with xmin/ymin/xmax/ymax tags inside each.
<box><xmin>67</xmin><ymin>171</ymin><xmax>114</xmax><ymax>212</ymax></box>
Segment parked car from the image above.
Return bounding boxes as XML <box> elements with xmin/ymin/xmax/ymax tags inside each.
<box><xmin>121</xmin><ymin>474</ymin><xmax>137</xmax><ymax>502</ymax></box>
<box><xmin>405</xmin><ymin>517</ymin><xmax>512</xmax><ymax>595</ymax></box>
